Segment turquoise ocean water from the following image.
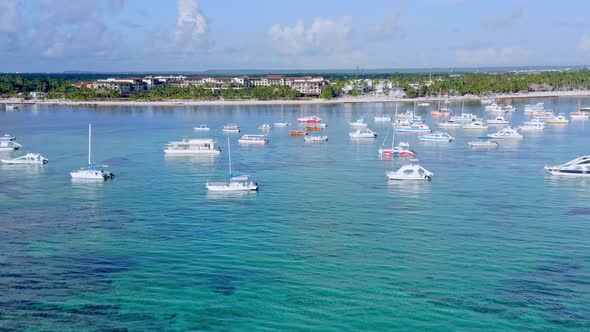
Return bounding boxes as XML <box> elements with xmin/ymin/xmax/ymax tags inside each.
<box><xmin>1</xmin><ymin>98</ymin><xmax>589</xmax><ymax>331</ymax></box>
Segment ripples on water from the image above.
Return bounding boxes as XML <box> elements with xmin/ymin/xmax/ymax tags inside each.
<box><xmin>1</xmin><ymin>99</ymin><xmax>590</xmax><ymax>330</ymax></box>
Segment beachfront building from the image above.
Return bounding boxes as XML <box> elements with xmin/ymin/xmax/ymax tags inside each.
<box><xmin>289</xmin><ymin>76</ymin><xmax>329</xmax><ymax>95</ymax></box>
<box><xmin>94</xmin><ymin>78</ymin><xmax>148</xmax><ymax>96</ymax></box>
<box><xmin>29</xmin><ymin>91</ymin><xmax>46</xmax><ymax>99</ymax></box>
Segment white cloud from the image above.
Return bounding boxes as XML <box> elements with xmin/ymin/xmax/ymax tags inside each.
<box><xmin>482</xmin><ymin>6</ymin><xmax>524</xmax><ymax>31</ymax></box>
<box><xmin>42</xmin><ymin>42</ymin><xmax>65</xmax><ymax>57</ymax></box>
<box><xmin>455</xmin><ymin>46</ymin><xmax>532</xmax><ymax>66</ymax></box>
<box><xmin>269</xmin><ymin>17</ymin><xmax>352</xmax><ymax>56</ymax></box>
<box><xmin>175</xmin><ymin>0</ymin><xmax>207</xmax><ymax>49</ymax></box>
<box><xmin>367</xmin><ymin>12</ymin><xmax>403</xmax><ymax>41</ymax></box>
<box><xmin>0</xmin><ymin>0</ymin><xmax>19</xmax><ymax>33</ymax></box>
<box><xmin>578</xmin><ymin>33</ymin><xmax>590</xmax><ymax>51</ymax></box>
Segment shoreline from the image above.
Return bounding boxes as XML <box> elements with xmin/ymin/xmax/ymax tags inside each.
<box><xmin>3</xmin><ymin>90</ymin><xmax>590</xmax><ymax>107</ymax></box>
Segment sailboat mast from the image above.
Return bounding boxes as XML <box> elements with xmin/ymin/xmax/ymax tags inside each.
<box><xmin>88</xmin><ymin>123</ymin><xmax>91</xmax><ymax>165</ymax></box>
<box><xmin>392</xmin><ymin>104</ymin><xmax>398</xmax><ymax>149</ymax></box>
<box><xmin>227</xmin><ymin>136</ymin><xmax>232</xmax><ymax>176</ymax></box>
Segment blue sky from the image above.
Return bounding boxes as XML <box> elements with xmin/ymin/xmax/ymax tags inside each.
<box><xmin>1</xmin><ymin>0</ymin><xmax>589</xmax><ymax>72</ymax></box>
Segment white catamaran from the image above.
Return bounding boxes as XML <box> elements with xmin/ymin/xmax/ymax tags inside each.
<box><xmin>206</xmin><ymin>137</ymin><xmax>258</xmax><ymax>192</ymax></box>
<box><xmin>70</xmin><ymin>124</ymin><xmax>114</xmax><ymax>181</ymax></box>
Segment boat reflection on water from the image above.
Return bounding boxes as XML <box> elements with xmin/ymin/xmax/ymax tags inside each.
<box><xmin>386</xmin><ymin>179</ymin><xmax>432</xmax><ymax>196</ymax></box>
<box><xmin>206</xmin><ymin>190</ymin><xmax>258</xmax><ymax>201</ymax></box>
<box><xmin>164</xmin><ymin>153</ymin><xmax>218</xmax><ymax>166</ymax></box>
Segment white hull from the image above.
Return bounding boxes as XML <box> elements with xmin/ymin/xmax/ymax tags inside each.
<box><xmin>194</xmin><ymin>128</ymin><xmax>210</xmax><ymax>131</ymax></box>
<box><xmin>238</xmin><ymin>140</ymin><xmax>267</xmax><ymax>144</ymax></box>
<box><xmin>206</xmin><ymin>182</ymin><xmax>258</xmax><ymax>191</ymax></box>
<box><xmin>70</xmin><ymin>170</ymin><xmax>112</xmax><ymax>180</ymax></box>
<box><xmin>274</xmin><ymin>122</ymin><xmax>291</xmax><ymax>127</ymax></box>
<box><xmin>222</xmin><ymin>129</ymin><xmax>240</xmax><ymax>133</ymax></box>
<box><xmin>547</xmin><ymin>170</ymin><xmax>590</xmax><ymax>177</ymax></box>
<box><xmin>163</xmin><ymin>149</ymin><xmax>221</xmax><ymax>154</ymax></box>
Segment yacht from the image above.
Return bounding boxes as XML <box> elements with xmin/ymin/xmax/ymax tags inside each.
<box><xmin>349</xmin><ymin>117</ymin><xmax>368</xmax><ymax>128</ymax></box>
<box><xmin>398</xmin><ymin>110</ymin><xmax>421</xmax><ymax>120</ymax></box>
<box><xmin>70</xmin><ymin>124</ymin><xmax>114</xmax><ymax>181</ymax></box>
<box><xmin>1</xmin><ymin>153</ymin><xmax>48</xmax><ymax>164</ymax></box>
<box><xmin>374</xmin><ymin>114</ymin><xmax>392</xmax><ymax>122</ymax></box>
<box><xmin>480</xmin><ymin>98</ymin><xmax>495</xmax><ymax>105</ymax></box>
<box><xmin>462</xmin><ymin>120</ymin><xmax>488</xmax><ymax>130</ymax></box>
<box><xmin>206</xmin><ymin>137</ymin><xmax>258</xmax><ymax>192</ymax></box>
<box><xmin>485</xmin><ymin>103</ymin><xmax>505</xmax><ymax>113</ymax></box>
<box><xmin>349</xmin><ymin>128</ymin><xmax>377</xmax><ymax>138</ymax></box>
<box><xmin>257</xmin><ymin>124</ymin><xmax>272</xmax><ymax>131</ymax></box>
<box><xmin>544</xmin><ymin>156</ymin><xmax>590</xmax><ymax>177</ymax></box>
<box><xmin>486</xmin><ymin>116</ymin><xmax>509</xmax><ymax>125</ymax></box>
<box><xmin>386</xmin><ymin>163</ymin><xmax>433</xmax><ymax>181</ymax></box>
<box><xmin>0</xmin><ymin>134</ymin><xmax>21</xmax><ymax>150</ymax></box>
<box><xmin>395</xmin><ymin>119</ymin><xmax>431</xmax><ymax>133</ymax></box>
<box><xmin>488</xmin><ymin>127</ymin><xmax>523</xmax><ymax>139</ymax></box>
<box><xmin>297</xmin><ymin>115</ymin><xmax>321</xmax><ymax>124</ymax></box>
<box><xmin>531</xmin><ymin>111</ymin><xmax>555</xmax><ymax>120</ymax></box>
<box><xmin>419</xmin><ymin>132</ymin><xmax>454</xmax><ymax>142</ymax></box>
<box><xmin>5</xmin><ymin>104</ymin><xmax>18</xmax><ymax>111</ymax></box>
<box><xmin>238</xmin><ymin>134</ymin><xmax>268</xmax><ymax>144</ymax></box>
<box><xmin>523</xmin><ymin>102</ymin><xmax>545</xmax><ymax>113</ymax></box>
<box><xmin>501</xmin><ymin>105</ymin><xmax>516</xmax><ymax>113</ymax></box>
<box><xmin>304</xmin><ymin>135</ymin><xmax>328</xmax><ymax>142</ymax></box>
<box><xmin>379</xmin><ymin>106</ymin><xmax>415</xmax><ymax>158</ymax></box>
<box><xmin>467</xmin><ymin>139</ymin><xmax>498</xmax><ymax>149</ymax></box>
<box><xmin>164</xmin><ymin>138</ymin><xmax>221</xmax><ymax>154</ymax></box>
<box><xmin>517</xmin><ymin>119</ymin><xmax>545</xmax><ymax>131</ymax></box>
<box><xmin>193</xmin><ymin>124</ymin><xmax>210</xmax><ymax>131</ymax></box>
<box><xmin>438</xmin><ymin>119</ymin><xmax>462</xmax><ymax>128</ymax></box>
<box><xmin>222</xmin><ymin>124</ymin><xmax>240</xmax><ymax>133</ymax></box>
<box><xmin>417</xmin><ymin>102</ymin><xmax>430</xmax><ymax>107</ymax></box>
<box><xmin>451</xmin><ymin>113</ymin><xmax>478</xmax><ymax>123</ymax></box>
<box><xmin>431</xmin><ymin>107</ymin><xmax>452</xmax><ymax>116</ymax></box>
<box><xmin>545</xmin><ymin>113</ymin><xmax>569</xmax><ymax>124</ymax></box>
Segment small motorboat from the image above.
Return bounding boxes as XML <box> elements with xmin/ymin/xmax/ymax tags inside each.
<box><xmin>488</xmin><ymin>127</ymin><xmax>523</xmax><ymax>139</ymax></box>
<box><xmin>304</xmin><ymin>135</ymin><xmax>328</xmax><ymax>142</ymax></box>
<box><xmin>306</xmin><ymin>126</ymin><xmax>323</xmax><ymax>132</ymax></box>
<box><xmin>274</xmin><ymin>122</ymin><xmax>291</xmax><ymax>127</ymax></box>
<box><xmin>438</xmin><ymin>119</ymin><xmax>462</xmax><ymax>128</ymax></box>
<box><xmin>451</xmin><ymin>113</ymin><xmax>478</xmax><ymax>123</ymax></box>
<box><xmin>374</xmin><ymin>114</ymin><xmax>392</xmax><ymax>122</ymax></box>
<box><xmin>397</xmin><ymin>111</ymin><xmax>421</xmax><ymax>120</ymax></box>
<box><xmin>349</xmin><ymin>128</ymin><xmax>377</xmax><ymax>138</ymax></box>
<box><xmin>297</xmin><ymin>116</ymin><xmax>321</xmax><ymax>124</ymax></box>
<box><xmin>314</xmin><ymin>123</ymin><xmax>328</xmax><ymax>128</ymax></box>
<box><xmin>1</xmin><ymin>134</ymin><xmax>16</xmax><ymax>141</ymax></box>
<box><xmin>257</xmin><ymin>124</ymin><xmax>272</xmax><ymax>130</ymax></box>
<box><xmin>386</xmin><ymin>163</ymin><xmax>433</xmax><ymax>181</ymax></box>
<box><xmin>1</xmin><ymin>153</ymin><xmax>48</xmax><ymax>164</ymax></box>
<box><xmin>5</xmin><ymin>104</ymin><xmax>18</xmax><ymax>111</ymax></box>
<box><xmin>238</xmin><ymin>134</ymin><xmax>268</xmax><ymax>144</ymax></box>
<box><xmin>570</xmin><ymin>112</ymin><xmax>589</xmax><ymax>120</ymax></box>
<box><xmin>545</xmin><ymin>155</ymin><xmax>590</xmax><ymax>177</ymax></box>
<box><xmin>431</xmin><ymin>107</ymin><xmax>452</xmax><ymax>116</ymax></box>
<box><xmin>532</xmin><ymin>111</ymin><xmax>555</xmax><ymax>120</ymax></box>
<box><xmin>517</xmin><ymin>119</ymin><xmax>545</xmax><ymax>131</ymax></box>
<box><xmin>480</xmin><ymin>98</ymin><xmax>494</xmax><ymax>105</ymax></box>
<box><xmin>419</xmin><ymin>131</ymin><xmax>454</xmax><ymax>142</ymax></box>
<box><xmin>462</xmin><ymin>120</ymin><xmax>488</xmax><ymax>130</ymax></box>
<box><xmin>194</xmin><ymin>124</ymin><xmax>210</xmax><ymax>131</ymax></box>
<box><xmin>0</xmin><ymin>140</ymin><xmax>21</xmax><ymax>151</ymax></box>
<box><xmin>395</xmin><ymin>120</ymin><xmax>431</xmax><ymax>133</ymax></box>
<box><xmin>417</xmin><ymin>102</ymin><xmax>430</xmax><ymax>107</ymax></box>
<box><xmin>467</xmin><ymin>138</ymin><xmax>498</xmax><ymax>149</ymax></box>
<box><xmin>545</xmin><ymin>113</ymin><xmax>569</xmax><ymax>125</ymax></box>
<box><xmin>222</xmin><ymin>124</ymin><xmax>240</xmax><ymax>133</ymax></box>
<box><xmin>290</xmin><ymin>130</ymin><xmax>307</xmax><ymax>136</ymax></box>
<box><xmin>164</xmin><ymin>139</ymin><xmax>221</xmax><ymax>154</ymax></box>
<box><xmin>486</xmin><ymin>116</ymin><xmax>509</xmax><ymax>125</ymax></box>
<box><xmin>523</xmin><ymin>102</ymin><xmax>545</xmax><ymax>113</ymax></box>
<box><xmin>349</xmin><ymin>117</ymin><xmax>368</xmax><ymax>128</ymax></box>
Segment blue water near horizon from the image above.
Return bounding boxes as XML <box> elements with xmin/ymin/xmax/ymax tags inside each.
<box><xmin>1</xmin><ymin>98</ymin><xmax>590</xmax><ymax>331</ymax></box>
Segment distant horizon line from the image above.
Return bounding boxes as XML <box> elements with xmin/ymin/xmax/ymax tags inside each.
<box><xmin>2</xmin><ymin>64</ymin><xmax>589</xmax><ymax>75</ymax></box>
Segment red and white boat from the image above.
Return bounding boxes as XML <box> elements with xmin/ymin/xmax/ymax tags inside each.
<box><xmin>297</xmin><ymin>116</ymin><xmax>321</xmax><ymax>124</ymax></box>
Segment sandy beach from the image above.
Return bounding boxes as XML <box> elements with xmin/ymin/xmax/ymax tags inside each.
<box><xmin>3</xmin><ymin>90</ymin><xmax>590</xmax><ymax>107</ymax></box>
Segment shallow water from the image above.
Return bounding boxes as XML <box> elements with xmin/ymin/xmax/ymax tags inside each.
<box><xmin>1</xmin><ymin>98</ymin><xmax>590</xmax><ymax>331</ymax></box>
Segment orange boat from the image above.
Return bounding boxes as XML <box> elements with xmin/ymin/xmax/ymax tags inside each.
<box><xmin>306</xmin><ymin>126</ymin><xmax>323</xmax><ymax>131</ymax></box>
<box><xmin>290</xmin><ymin>130</ymin><xmax>307</xmax><ymax>136</ymax></box>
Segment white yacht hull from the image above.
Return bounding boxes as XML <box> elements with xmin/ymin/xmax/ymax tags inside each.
<box><xmin>206</xmin><ymin>182</ymin><xmax>258</xmax><ymax>191</ymax></box>
<box><xmin>385</xmin><ymin>172</ymin><xmax>431</xmax><ymax>181</ymax></box>
<box><xmin>163</xmin><ymin>149</ymin><xmax>221</xmax><ymax>154</ymax></box>
<box><xmin>70</xmin><ymin>170</ymin><xmax>112</xmax><ymax>180</ymax></box>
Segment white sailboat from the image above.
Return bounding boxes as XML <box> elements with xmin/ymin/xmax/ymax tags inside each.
<box><xmin>378</xmin><ymin>105</ymin><xmax>415</xmax><ymax>157</ymax></box>
<box><xmin>274</xmin><ymin>104</ymin><xmax>291</xmax><ymax>127</ymax></box>
<box><xmin>70</xmin><ymin>124</ymin><xmax>114</xmax><ymax>180</ymax></box>
<box><xmin>206</xmin><ymin>137</ymin><xmax>258</xmax><ymax>192</ymax></box>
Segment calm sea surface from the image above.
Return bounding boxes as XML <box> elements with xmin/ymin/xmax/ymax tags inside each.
<box><xmin>1</xmin><ymin>98</ymin><xmax>590</xmax><ymax>331</ymax></box>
